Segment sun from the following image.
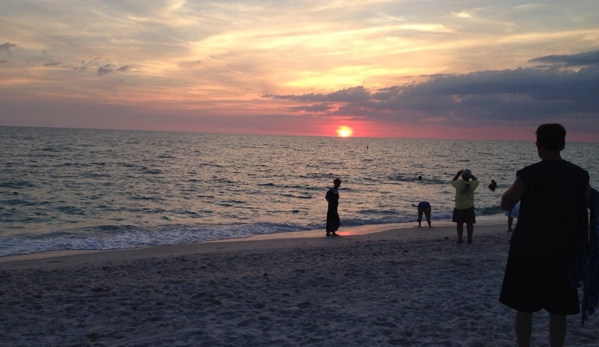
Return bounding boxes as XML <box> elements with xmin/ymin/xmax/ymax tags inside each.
<box><xmin>336</xmin><ymin>126</ymin><xmax>353</xmax><ymax>137</ymax></box>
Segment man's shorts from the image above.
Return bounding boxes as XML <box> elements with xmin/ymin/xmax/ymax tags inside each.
<box><xmin>499</xmin><ymin>248</ymin><xmax>580</xmax><ymax>315</ymax></box>
<box><xmin>452</xmin><ymin>206</ymin><xmax>476</xmax><ymax>224</ymax></box>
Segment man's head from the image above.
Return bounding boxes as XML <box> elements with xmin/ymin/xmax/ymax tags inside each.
<box><xmin>461</xmin><ymin>169</ymin><xmax>472</xmax><ymax>180</ymax></box>
<box><xmin>536</xmin><ymin>123</ymin><xmax>566</xmax><ymax>151</ymax></box>
<box><xmin>333</xmin><ymin>178</ymin><xmax>341</xmax><ymax>187</ymax></box>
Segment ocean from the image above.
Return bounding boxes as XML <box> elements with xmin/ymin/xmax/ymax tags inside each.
<box><xmin>2</xmin><ymin>126</ymin><xmax>598</xmax><ymax>257</ymax></box>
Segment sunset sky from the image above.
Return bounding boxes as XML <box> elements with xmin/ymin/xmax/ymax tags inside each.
<box><xmin>1</xmin><ymin>1</ymin><xmax>598</xmax><ymax>141</ymax></box>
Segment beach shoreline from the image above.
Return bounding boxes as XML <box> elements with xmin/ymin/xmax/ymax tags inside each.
<box><xmin>2</xmin><ymin>220</ymin><xmax>597</xmax><ymax>346</ymax></box>
<box><xmin>0</xmin><ymin>218</ymin><xmax>499</xmax><ymax>270</ymax></box>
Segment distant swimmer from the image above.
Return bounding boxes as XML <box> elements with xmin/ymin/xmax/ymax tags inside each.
<box><xmin>325</xmin><ymin>178</ymin><xmax>342</xmax><ymax>237</ymax></box>
<box><xmin>416</xmin><ymin>201</ymin><xmax>432</xmax><ymax>227</ymax></box>
<box><xmin>488</xmin><ymin>179</ymin><xmax>497</xmax><ymax>191</ymax></box>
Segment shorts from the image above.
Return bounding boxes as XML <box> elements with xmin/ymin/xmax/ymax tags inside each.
<box><xmin>452</xmin><ymin>206</ymin><xmax>476</xmax><ymax>224</ymax></box>
<box><xmin>504</xmin><ymin>202</ymin><xmax>520</xmax><ymax>219</ymax></box>
<box><xmin>499</xmin><ymin>248</ymin><xmax>579</xmax><ymax>315</ymax></box>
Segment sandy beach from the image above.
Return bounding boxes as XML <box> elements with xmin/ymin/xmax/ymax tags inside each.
<box><xmin>1</xmin><ymin>222</ymin><xmax>598</xmax><ymax>347</ymax></box>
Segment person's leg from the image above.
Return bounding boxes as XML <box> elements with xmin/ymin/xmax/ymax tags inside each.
<box><xmin>515</xmin><ymin>311</ymin><xmax>533</xmax><ymax>347</ymax></box>
<box><xmin>466</xmin><ymin>222</ymin><xmax>474</xmax><ymax>243</ymax></box>
<box><xmin>425</xmin><ymin>208</ymin><xmax>431</xmax><ymax>227</ymax></box>
<box><xmin>417</xmin><ymin>209</ymin><xmax>423</xmax><ymax>227</ymax></box>
<box><xmin>507</xmin><ymin>216</ymin><xmax>514</xmax><ymax>232</ymax></box>
<box><xmin>549</xmin><ymin>313</ymin><xmax>566</xmax><ymax>347</ymax></box>
<box><xmin>326</xmin><ymin>209</ymin><xmax>333</xmax><ymax>236</ymax></box>
<box><xmin>331</xmin><ymin>213</ymin><xmax>340</xmax><ymax>236</ymax></box>
<box><xmin>456</xmin><ymin>223</ymin><xmax>464</xmax><ymax>243</ymax></box>
<box><xmin>544</xmin><ymin>260</ymin><xmax>577</xmax><ymax>347</ymax></box>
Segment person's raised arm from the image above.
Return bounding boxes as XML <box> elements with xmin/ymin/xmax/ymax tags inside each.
<box><xmin>452</xmin><ymin>170</ymin><xmax>463</xmax><ymax>181</ymax></box>
<box><xmin>501</xmin><ymin>176</ymin><xmax>524</xmax><ymax>211</ymax></box>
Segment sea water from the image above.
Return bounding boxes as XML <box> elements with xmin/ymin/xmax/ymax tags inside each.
<box><xmin>1</xmin><ymin>126</ymin><xmax>598</xmax><ymax>257</ymax></box>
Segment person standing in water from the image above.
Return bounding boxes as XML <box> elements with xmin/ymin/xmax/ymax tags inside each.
<box><xmin>489</xmin><ymin>179</ymin><xmax>498</xmax><ymax>191</ymax></box>
<box><xmin>325</xmin><ymin>178</ymin><xmax>342</xmax><ymax>237</ymax></box>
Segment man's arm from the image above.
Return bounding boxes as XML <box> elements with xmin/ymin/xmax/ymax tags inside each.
<box><xmin>501</xmin><ymin>176</ymin><xmax>524</xmax><ymax>210</ymax></box>
<box><xmin>584</xmin><ymin>185</ymin><xmax>592</xmax><ymax>209</ymax></box>
<box><xmin>452</xmin><ymin>170</ymin><xmax>463</xmax><ymax>181</ymax></box>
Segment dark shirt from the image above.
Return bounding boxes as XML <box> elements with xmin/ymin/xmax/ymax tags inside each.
<box><xmin>418</xmin><ymin>201</ymin><xmax>431</xmax><ymax>210</ymax></box>
<box><xmin>512</xmin><ymin>160</ymin><xmax>589</xmax><ymax>260</ymax></box>
<box><xmin>326</xmin><ymin>188</ymin><xmax>339</xmax><ymax>211</ymax></box>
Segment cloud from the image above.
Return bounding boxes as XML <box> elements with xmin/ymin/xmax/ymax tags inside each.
<box><xmin>264</xmin><ymin>50</ymin><xmax>599</xmax><ymax>128</ymax></box>
<box><xmin>72</xmin><ymin>57</ymin><xmax>103</xmax><ymax>72</ymax></box>
<box><xmin>264</xmin><ymin>86</ymin><xmax>371</xmax><ymax>103</ymax></box>
<box><xmin>97</xmin><ymin>65</ymin><xmax>112</xmax><ymax>76</ymax></box>
<box><xmin>97</xmin><ymin>64</ymin><xmax>131</xmax><ymax>76</ymax></box>
<box><xmin>288</xmin><ymin>102</ymin><xmax>331</xmax><ymax>112</ymax></box>
<box><xmin>529</xmin><ymin>50</ymin><xmax>599</xmax><ymax>67</ymax></box>
<box><xmin>452</xmin><ymin>11</ymin><xmax>472</xmax><ymax>19</ymax></box>
<box><xmin>0</xmin><ymin>42</ymin><xmax>17</xmax><ymax>54</ymax></box>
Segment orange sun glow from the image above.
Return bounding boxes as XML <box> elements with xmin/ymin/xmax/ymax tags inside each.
<box><xmin>336</xmin><ymin>126</ymin><xmax>353</xmax><ymax>137</ymax></box>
